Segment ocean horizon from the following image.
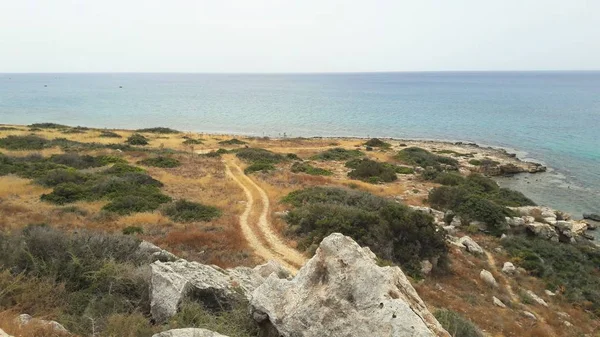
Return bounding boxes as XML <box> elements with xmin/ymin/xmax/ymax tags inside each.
<box><xmin>1</xmin><ymin>71</ymin><xmax>599</xmax><ymax>218</ymax></box>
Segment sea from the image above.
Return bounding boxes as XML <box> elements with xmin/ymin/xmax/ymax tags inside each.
<box><xmin>0</xmin><ymin>72</ymin><xmax>599</xmax><ymax>220</ymax></box>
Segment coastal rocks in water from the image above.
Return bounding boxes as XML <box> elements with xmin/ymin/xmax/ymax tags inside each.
<box><xmin>525</xmin><ymin>290</ymin><xmax>548</xmax><ymax>307</ymax></box>
<box><xmin>479</xmin><ymin>270</ymin><xmax>498</xmax><ymax>288</ymax></box>
<box><xmin>17</xmin><ymin>314</ymin><xmax>68</xmax><ymax>333</ymax></box>
<box><xmin>525</xmin><ymin>222</ymin><xmax>559</xmax><ymax>242</ymax></box>
<box><xmin>457</xmin><ymin>236</ymin><xmax>484</xmax><ymax>255</ymax></box>
<box><xmin>583</xmin><ymin>213</ymin><xmax>600</xmax><ymax>222</ymax></box>
<box><xmin>493</xmin><ymin>296</ymin><xmax>507</xmax><ymax>308</ymax></box>
<box><xmin>150</xmin><ymin>259</ymin><xmax>288</xmax><ymax>323</ymax></box>
<box><xmin>584</xmin><ymin>219</ymin><xmax>598</xmax><ymax>230</ymax></box>
<box><xmin>502</xmin><ymin>262</ymin><xmax>516</xmax><ymax>275</ymax></box>
<box><xmin>250</xmin><ymin>233</ymin><xmax>450</xmax><ymax>337</ymax></box>
<box><xmin>152</xmin><ymin>328</ymin><xmax>229</xmax><ymax>337</ymax></box>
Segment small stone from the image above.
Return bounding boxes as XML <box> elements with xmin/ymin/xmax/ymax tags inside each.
<box><xmin>420</xmin><ymin>260</ymin><xmax>433</xmax><ymax>275</ymax></box>
<box><xmin>493</xmin><ymin>296</ymin><xmax>506</xmax><ymax>308</ymax></box>
<box><xmin>544</xmin><ymin>290</ymin><xmax>556</xmax><ymax>296</ymax></box>
<box><xmin>522</xmin><ymin>311</ymin><xmax>537</xmax><ymax>320</ymax></box>
<box><xmin>563</xmin><ymin>321</ymin><xmax>573</xmax><ymax>327</ymax></box>
<box><xmin>502</xmin><ymin>262</ymin><xmax>516</xmax><ymax>275</ymax></box>
<box><xmin>480</xmin><ymin>269</ymin><xmax>498</xmax><ymax>288</ymax></box>
<box><xmin>525</xmin><ymin>290</ymin><xmax>548</xmax><ymax>307</ymax></box>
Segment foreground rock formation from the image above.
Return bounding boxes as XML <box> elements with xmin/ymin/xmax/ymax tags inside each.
<box><xmin>152</xmin><ymin>328</ymin><xmax>229</xmax><ymax>337</ymax></box>
<box><xmin>250</xmin><ymin>233</ymin><xmax>450</xmax><ymax>337</ymax></box>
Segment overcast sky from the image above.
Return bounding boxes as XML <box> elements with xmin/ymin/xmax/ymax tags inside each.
<box><xmin>1</xmin><ymin>0</ymin><xmax>599</xmax><ymax>73</ymax></box>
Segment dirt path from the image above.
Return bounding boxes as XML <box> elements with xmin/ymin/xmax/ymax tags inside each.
<box><xmin>485</xmin><ymin>251</ymin><xmax>519</xmax><ymax>303</ymax></box>
<box><xmin>223</xmin><ymin>155</ymin><xmax>306</xmax><ymax>272</ymax></box>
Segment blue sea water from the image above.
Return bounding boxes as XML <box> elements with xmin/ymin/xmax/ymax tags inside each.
<box><xmin>0</xmin><ymin>72</ymin><xmax>599</xmax><ymax>218</ymax></box>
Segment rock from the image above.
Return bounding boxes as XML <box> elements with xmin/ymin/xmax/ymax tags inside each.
<box><xmin>450</xmin><ymin>215</ymin><xmax>462</xmax><ymax>227</ymax></box>
<box><xmin>421</xmin><ymin>260</ymin><xmax>433</xmax><ymax>275</ymax></box>
<box><xmin>150</xmin><ymin>259</ymin><xmax>288</xmax><ymax>323</ymax></box>
<box><xmin>554</xmin><ymin>220</ymin><xmax>572</xmax><ymax>231</ymax></box>
<box><xmin>152</xmin><ymin>328</ymin><xmax>229</xmax><ymax>337</ymax></box>
<box><xmin>584</xmin><ymin>219</ymin><xmax>598</xmax><ymax>230</ymax></box>
<box><xmin>522</xmin><ymin>311</ymin><xmax>537</xmax><ymax>320</ymax></box>
<box><xmin>502</xmin><ymin>262</ymin><xmax>516</xmax><ymax>275</ymax></box>
<box><xmin>479</xmin><ymin>270</ymin><xmax>498</xmax><ymax>288</ymax></box>
<box><xmin>563</xmin><ymin>321</ymin><xmax>573</xmax><ymax>327</ymax></box>
<box><xmin>458</xmin><ymin>236</ymin><xmax>484</xmax><ymax>255</ymax></box>
<box><xmin>17</xmin><ymin>314</ymin><xmax>68</xmax><ymax>332</ymax></box>
<box><xmin>526</xmin><ymin>222</ymin><xmax>559</xmax><ymax>242</ymax></box>
<box><xmin>541</xmin><ymin>210</ymin><xmax>556</xmax><ymax>219</ymax></box>
<box><xmin>525</xmin><ymin>290</ymin><xmax>548</xmax><ymax>307</ymax></box>
<box><xmin>0</xmin><ymin>328</ymin><xmax>13</xmax><ymax>337</ymax></box>
<box><xmin>506</xmin><ymin>217</ymin><xmax>525</xmax><ymax>227</ymax></box>
<box><xmin>254</xmin><ymin>260</ymin><xmax>291</xmax><ymax>279</ymax></box>
<box><xmin>443</xmin><ymin>225</ymin><xmax>457</xmax><ymax>235</ymax></box>
<box><xmin>250</xmin><ymin>233</ymin><xmax>450</xmax><ymax>337</ymax></box>
<box><xmin>410</xmin><ymin>206</ymin><xmax>445</xmax><ymax>222</ymax></box>
<box><xmin>557</xmin><ymin>311</ymin><xmax>570</xmax><ymax>319</ymax></box>
<box><xmin>583</xmin><ymin>213</ymin><xmax>600</xmax><ymax>222</ymax></box>
<box><xmin>523</xmin><ymin>216</ymin><xmax>535</xmax><ymax>224</ymax></box>
<box><xmin>139</xmin><ymin>241</ymin><xmax>178</xmax><ymax>262</ymax></box>
<box><xmin>274</xmin><ymin>211</ymin><xmax>289</xmax><ymax>218</ymax></box>
<box><xmin>545</xmin><ymin>290</ymin><xmax>556</xmax><ymax>296</ymax></box>
<box><xmin>500</xmin><ymin>234</ymin><xmax>507</xmax><ymax>240</ymax></box>
<box><xmin>571</xmin><ymin>221</ymin><xmax>588</xmax><ymax>235</ymax></box>
<box><xmin>493</xmin><ymin>296</ymin><xmax>506</xmax><ymax>308</ymax></box>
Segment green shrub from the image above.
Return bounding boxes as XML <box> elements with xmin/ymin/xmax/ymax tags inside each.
<box><xmin>35</xmin><ymin>168</ymin><xmax>91</xmax><ymax>187</ymax></box>
<box><xmin>310</xmin><ymin>148</ymin><xmax>363</xmax><ymax>161</ymax></box>
<box><xmin>395</xmin><ymin>166</ymin><xmax>415</xmax><ymax>175</ymax></box>
<box><xmin>98</xmin><ymin>155</ymin><xmax>127</xmax><ymax>165</ymax></box>
<box><xmin>433</xmin><ymin>172</ymin><xmax>465</xmax><ymax>186</ymax></box>
<box><xmin>126</xmin><ymin>133</ymin><xmax>149</xmax><ymax>145</ymax></box>
<box><xmin>346</xmin><ymin>158</ymin><xmax>397</xmax><ymax>183</ymax></box>
<box><xmin>40</xmin><ymin>183</ymin><xmax>87</xmax><ymax>204</ymax></box>
<box><xmin>138</xmin><ymin>156</ymin><xmax>181</xmax><ymax>168</ymax></box>
<box><xmin>49</xmin><ymin>153</ymin><xmax>104</xmax><ymax>169</ymax></box>
<box><xmin>99</xmin><ymin>130</ymin><xmax>122</xmax><ymax>138</ymax></box>
<box><xmin>290</xmin><ymin>162</ymin><xmax>333</xmax><ymax>176</ymax></box>
<box><xmin>104</xmin><ymin>163</ymin><xmax>145</xmax><ymax>175</ymax></box>
<box><xmin>364</xmin><ymin>138</ymin><xmax>391</xmax><ymax>148</ymax></box>
<box><xmin>163</xmin><ymin>200</ymin><xmax>221</xmax><ymax>222</ymax></box>
<box><xmin>244</xmin><ymin>162</ymin><xmax>276</xmax><ymax>174</ymax></box>
<box><xmin>283</xmin><ymin>187</ymin><xmax>447</xmax><ymax>276</ymax></box>
<box><xmin>183</xmin><ymin>138</ymin><xmax>203</xmax><ymax>145</ymax></box>
<box><xmin>136</xmin><ymin>127</ymin><xmax>180</xmax><ymax>134</ymax></box>
<box><xmin>468</xmin><ymin>159</ymin><xmax>482</xmax><ymax>166</ymax></box>
<box><xmin>235</xmin><ymin>148</ymin><xmax>285</xmax><ymax>164</ymax></box>
<box><xmin>219</xmin><ymin>138</ymin><xmax>247</xmax><ymax>145</ymax></box>
<box><xmin>122</xmin><ymin>226</ymin><xmax>144</xmax><ymax>235</ymax></box>
<box><xmin>489</xmin><ymin>188</ymin><xmax>535</xmax><ymax>207</ymax></box>
<box><xmin>434</xmin><ymin>309</ymin><xmax>484</xmax><ymax>337</ymax></box>
<box><xmin>103</xmin><ymin>194</ymin><xmax>171</xmax><ymax>214</ymax></box>
<box><xmin>0</xmin><ymin>135</ymin><xmax>49</xmax><ymax>150</ymax></box>
<box><xmin>29</xmin><ymin>123</ymin><xmax>69</xmax><ymax>129</ymax></box>
<box><xmin>396</xmin><ymin>147</ymin><xmax>458</xmax><ymax>169</ymax></box>
<box><xmin>456</xmin><ymin>196</ymin><xmax>508</xmax><ymax>235</ymax></box>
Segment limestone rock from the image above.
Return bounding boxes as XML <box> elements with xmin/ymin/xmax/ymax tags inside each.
<box><xmin>457</xmin><ymin>236</ymin><xmax>484</xmax><ymax>255</ymax></box>
<box><xmin>584</xmin><ymin>219</ymin><xmax>598</xmax><ymax>230</ymax></box>
<box><xmin>152</xmin><ymin>328</ymin><xmax>229</xmax><ymax>337</ymax></box>
<box><xmin>139</xmin><ymin>241</ymin><xmax>178</xmax><ymax>262</ymax></box>
<box><xmin>150</xmin><ymin>259</ymin><xmax>288</xmax><ymax>323</ymax></box>
<box><xmin>0</xmin><ymin>328</ymin><xmax>13</xmax><ymax>337</ymax></box>
<box><xmin>502</xmin><ymin>262</ymin><xmax>516</xmax><ymax>275</ymax></box>
<box><xmin>522</xmin><ymin>311</ymin><xmax>537</xmax><ymax>320</ymax></box>
<box><xmin>525</xmin><ymin>290</ymin><xmax>548</xmax><ymax>307</ymax></box>
<box><xmin>545</xmin><ymin>290</ymin><xmax>556</xmax><ymax>296</ymax></box>
<box><xmin>250</xmin><ymin>233</ymin><xmax>450</xmax><ymax>337</ymax></box>
<box><xmin>421</xmin><ymin>260</ymin><xmax>433</xmax><ymax>275</ymax></box>
<box><xmin>506</xmin><ymin>217</ymin><xmax>525</xmax><ymax>227</ymax></box>
<box><xmin>479</xmin><ymin>270</ymin><xmax>498</xmax><ymax>288</ymax></box>
<box><xmin>493</xmin><ymin>296</ymin><xmax>506</xmax><ymax>308</ymax></box>
<box><xmin>17</xmin><ymin>314</ymin><xmax>68</xmax><ymax>333</ymax></box>
<box><xmin>526</xmin><ymin>222</ymin><xmax>559</xmax><ymax>242</ymax></box>
<box><xmin>410</xmin><ymin>206</ymin><xmax>445</xmax><ymax>222</ymax></box>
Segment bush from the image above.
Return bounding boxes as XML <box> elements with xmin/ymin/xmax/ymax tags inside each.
<box><xmin>456</xmin><ymin>196</ymin><xmax>509</xmax><ymax>235</ymax></box>
<box><xmin>103</xmin><ymin>194</ymin><xmax>171</xmax><ymax>214</ymax></box>
<box><xmin>183</xmin><ymin>138</ymin><xmax>203</xmax><ymax>145</ymax></box>
<box><xmin>104</xmin><ymin>163</ymin><xmax>145</xmax><ymax>175</ymax></box>
<box><xmin>290</xmin><ymin>162</ymin><xmax>333</xmax><ymax>176</ymax></box>
<box><xmin>35</xmin><ymin>168</ymin><xmax>90</xmax><ymax>187</ymax></box>
<box><xmin>346</xmin><ymin>158</ymin><xmax>397</xmax><ymax>183</ymax></box>
<box><xmin>0</xmin><ymin>135</ymin><xmax>49</xmax><ymax>150</ymax></box>
<box><xmin>29</xmin><ymin>123</ymin><xmax>69</xmax><ymax>129</ymax></box>
<box><xmin>136</xmin><ymin>127</ymin><xmax>180</xmax><ymax>134</ymax></box>
<box><xmin>126</xmin><ymin>133</ymin><xmax>149</xmax><ymax>145</ymax></box>
<box><xmin>283</xmin><ymin>187</ymin><xmax>447</xmax><ymax>276</ymax></box>
<box><xmin>163</xmin><ymin>199</ymin><xmax>221</xmax><ymax>223</ymax></box>
<box><xmin>40</xmin><ymin>183</ymin><xmax>87</xmax><ymax>204</ymax></box>
<box><xmin>99</xmin><ymin>130</ymin><xmax>122</xmax><ymax>138</ymax></box>
<box><xmin>468</xmin><ymin>159</ymin><xmax>482</xmax><ymax>166</ymax></box>
<box><xmin>310</xmin><ymin>148</ymin><xmax>363</xmax><ymax>161</ymax></box>
<box><xmin>244</xmin><ymin>162</ymin><xmax>276</xmax><ymax>174</ymax></box>
<box><xmin>433</xmin><ymin>172</ymin><xmax>465</xmax><ymax>186</ymax></box>
<box><xmin>396</xmin><ymin>147</ymin><xmax>458</xmax><ymax>169</ymax></box>
<box><xmin>235</xmin><ymin>148</ymin><xmax>285</xmax><ymax>164</ymax></box>
<box><xmin>122</xmin><ymin>226</ymin><xmax>144</xmax><ymax>235</ymax></box>
<box><xmin>137</xmin><ymin>156</ymin><xmax>181</xmax><ymax>168</ymax></box>
<box><xmin>395</xmin><ymin>166</ymin><xmax>415</xmax><ymax>175</ymax></box>
<box><xmin>364</xmin><ymin>138</ymin><xmax>391</xmax><ymax>148</ymax></box>
<box><xmin>434</xmin><ymin>309</ymin><xmax>484</xmax><ymax>337</ymax></box>
<box><xmin>219</xmin><ymin>138</ymin><xmax>247</xmax><ymax>145</ymax></box>
<box><xmin>49</xmin><ymin>153</ymin><xmax>104</xmax><ymax>169</ymax></box>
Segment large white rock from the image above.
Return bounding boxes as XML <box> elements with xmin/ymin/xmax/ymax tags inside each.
<box><xmin>17</xmin><ymin>314</ymin><xmax>68</xmax><ymax>333</ymax></box>
<box><xmin>526</xmin><ymin>222</ymin><xmax>559</xmax><ymax>242</ymax></box>
<box><xmin>150</xmin><ymin>260</ymin><xmax>288</xmax><ymax>323</ymax></box>
<box><xmin>506</xmin><ymin>217</ymin><xmax>525</xmax><ymax>227</ymax></box>
<box><xmin>493</xmin><ymin>296</ymin><xmax>506</xmax><ymax>308</ymax></box>
<box><xmin>479</xmin><ymin>270</ymin><xmax>498</xmax><ymax>288</ymax></box>
<box><xmin>457</xmin><ymin>236</ymin><xmax>484</xmax><ymax>255</ymax></box>
<box><xmin>152</xmin><ymin>328</ymin><xmax>229</xmax><ymax>337</ymax></box>
<box><xmin>502</xmin><ymin>262</ymin><xmax>516</xmax><ymax>275</ymax></box>
<box><xmin>525</xmin><ymin>290</ymin><xmax>548</xmax><ymax>307</ymax></box>
<box><xmin>250</xmin><ymin>233</ymin><xmax>450</xmax><ymax>337</ymax></box>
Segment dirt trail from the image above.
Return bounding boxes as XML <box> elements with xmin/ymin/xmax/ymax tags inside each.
<box><xmin>485</xmin><ymin>251</ymin><xmax>519</xmax><ymax>303</ymax></box>
<box><xmin>223</xmin><ymin>156</ymin><xmax>306</xmax><ymax>272</ymax></box>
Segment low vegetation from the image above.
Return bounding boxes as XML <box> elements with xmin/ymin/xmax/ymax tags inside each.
<box><xmin>162</xmin><ymin>200</ymin><xmax>221</xmax><ymax>223</ymax></box>
<box><xmin>396</xmin><ymin>147</ymin><xmax>458</xmax><ymax>169</ymax></box>
<box><xmin>219</xmin><ymin>138</ymin><xmax>247</xmax><ymax>146</ymax></box>
<box><xmin>434</xmin><ymin>309</ymin><xmax>484</xmax><ymax>337</ymax></box>
<box><xmin>137</xmin><ymin>127</ymin><xmax>180</xmax><ymax>134</ymax></box>
<box><xmin>99</xmin><ymin>130</ymin><xmax>122</xmax><ymax>138</ymax></box>
<box><xmin>364</xmin><ymin>138</ymin><xmax>391</xmax><ymax>148</ymax></box>
<box><xmin>345</xmin><ymin>158</ymin><xmax>397</xmax><ymax>183</ymax></box>
<box><xmin>502</xmin><ymin>236</ymin><xmax>600</xmax><ymax>316</ymax></box>
<box><xmin>183</xmin><ymin>138</ymin><xmax>203</xmax><ymax>145</ymax></box>
<box><xmin>0</xmin><ymin>135</ymin><xmax>49</xmax><ymax>150</ymax></box>
<box><xmin>290</xmin><ymin>162</ymin><xmax>333</xmax><ymax>176</ymax></box>
<box><xmin>310</xmin><ymin>148</ymin><xmax>363</xmax><ymax>161</ymax></box>
<box><xmin>235</xmin><ymin>148</ymin><xmax>292</xmax><ymax>174</ymax></box>
<box><xmin>138</xmin><ymin>156</ymin><xmax>181</xmax><ymax>168</ymax></box>
<box><xmin>126</xmin><ymin>133</ymin><xmax>149</xmax><ymax>145</ymax></box>
<box><xmin>282</xmin><ymin>187</ymin><xmax>448</xmax><ymax>276</ymax></box>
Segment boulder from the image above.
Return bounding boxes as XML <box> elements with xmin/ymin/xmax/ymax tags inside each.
<box><xmin>522</xmin><ymin>311</ymin><xmax>537</xmax><ymax>320</ymax></box>
<box><xmin>583</xmin><ymin>213</ymin><xmax>600</xmax><ymax>222</ymax></box>
<box><xmin>493</xmin><ymin>296</ymin><xmax>506</xmax><ymax>308</ymax></box>
<box><xmin>506</xmin><ymin>217</ymin><xmax>525</xmax><ymax>227</ymax></box>
<box><xmin>410</xmin><ymin>206</ymin><xmax>445</xmax><ymax>222</ymax></box>
<box><xmin>526</xmin><ymin>222</ymin><xmax>559</xmax><ymax>242</ymax></box>
<box><xmin>525</xmin><ymin>290</ymin><xmax>548</xmax><ymax>307</ymax></box>
<box><xmin>479</xmin><ymin>270</ymin><xmax>498</xmax><ymax>288</ymax></box>
<box><xmin>0</xmin><ymin>328</ymin><xmax>13</xmax><ymax>337</ymax></box>
<box><xmin>152</xmin><ymin>328</ymin><xmax>229</xmax><ymax>337</ymax></box>
<box><xmin>150</xmin><ymin>259</ymin><xmax>288</xmax><ymax>323</ymax></box>
<box><xmin>250</xmin><ymin>233</ymin><xmax>450</xmax><ymax>337</ymax></box>
<box><xmin>541</xmin><ymin>210</ymin><xmax>556</xmax><ymax>219</ymax></box>
<box><xmin>554</xmin><ymin>221</ymin><xmax>572</xmax><ymax>231</ymax></box>
<box><xmin>571</xmin><ymin>221</ymin><xmax>588</xmax><ymax>235</ymax></box>
<box><xmin>17</xmin><ymin>314</ymin><xmax>68</xmax><ymax>333</ymax></box>
<box><xmin>502</xmin><ymin>262</ymin><xmax>516</xmax><ymax>275</ymax></box>
<box><xmin>457</xmin><ymin>236</ymin><xmax>484</xmax><ymax>255</ymax></box>
<box><xmin>522</xmin><ymin>216</ymin><xmax>535</xmax><ymax>224</ymax></box>
<box><xmin>450</xmin><ymin>215</ymin><xmax>462</xmax><ymax>227</ymax></box>
<box><xmin>139</xmin><ymin>241</ymin><xmax>178</xmax><ymax>262</ymax></box>
<box><xmin>421</xmin><ymin>260</ymin><xmax>433</xmax><ymax>275</ymax></box>
<box><xmin>584</xmin><ymin>219</ymin><xmax>598</xmax><ymax>230</ymax></box>
<box><xmin>443</xmin><ymin>225</ymin><xmax>457</xmax><ymax>235</ymax></box>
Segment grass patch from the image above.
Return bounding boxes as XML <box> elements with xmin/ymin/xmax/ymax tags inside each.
<box><xmin>395</xmin><ymin>166</ymin><xmax>415</xmax><ymax>175</ymax></box>
<box><xmin>183</xmin><ymin>138</ymin><xmax>203</xmax><ymax>145</ymax></box>
<box><xmin>219</xmin><ymin>138</ymin><xmax>247</xmax><ymax>146</ymax></box>
<box><xmin>137</xmin><ymin>127</ymin><xmax>180</xmax><ymax>134</ymax></box>
<box><xmin>434</xmin><ymin>309</ymin><xmax>484</xmax><ymax>337</ymax></box>
<box><xmin>235</xmin><ymin>148</ymin><xmax>286</xmax><ymax>164</ymax></box>
<box><xmin>364</xmin><ymin>138</ymin><xmax>391</xmax><ymax>148</ymax></box>
<box><xmin>0</xmin><ymin>135</ymin><xmax>49</xmax><ymax>150</ymax></box>
<box><xmin>244</xmin><ymin>162</ymin><xmax>276</xmax><ymax>174</ymax></box>
<box><xmin>435</xmin><ymin>149</ymin><xmax>471</xmax><ymax>157</ymax></box>
<box><xmin>28</xmin><ymin>123</ymin><xmax>70</xmax><ymax>129</ymax></box>
<box><xmin>345</xmin><ymin>158</ymin><xmax>397</xmax><ymax>183</ymax></box>
<box><xmin>99</xmin><ymin>130</ymin><xmax>122</xmax><ymax>138</ymax></box>
<box><xmin>310</xmin><ymin>148</ymin><xmax>363</xmax><ymax>161</ymax></box>
<box><xmin>138</xmin><ymin>156</ymin><xmax>181</xmax><ymax>168</ymax></box>
<box><xmin>168</xmin><ymin>300</ymin><xmax>257</xmax><ymax>337</ymax></box>
<box><xmin>0</xmin><ymin>126</ymin><xmax>18</xmax><ymax>131</ymax></box>
<box><xmin>163</xmin><ymin>200</ymin><xmax>221</xmax><ymax>223</ymax></box>
<box><xmin>126</xmin><ymin>133</ymin><xmax>149</xmax><ymax>146</ymax></box>
<box><xmin>396</xmin><ymin>147</ymin><xmax>458</xmax><ymax>169</ymax></box>
<box><xmin>282</xmin><ymin>187</ymin><xmax>448</xmax><ymax>276</ymax></box>
<box><xmin>290</xmin><ymin>162</ymin><xmax>333</xmax><ymax>176</ymax></box>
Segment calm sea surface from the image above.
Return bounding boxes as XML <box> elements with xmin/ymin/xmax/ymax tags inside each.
<box><xmin>0</xmin><ymin>72</ymin><xmax>599</xmax><ymax>218</ymax></box>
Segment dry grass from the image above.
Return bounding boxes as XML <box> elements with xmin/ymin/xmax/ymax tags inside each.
<box><xmin>0</xmin><ymin>311</ymin><xmax>72</xmax><ymax>337</ymax></box>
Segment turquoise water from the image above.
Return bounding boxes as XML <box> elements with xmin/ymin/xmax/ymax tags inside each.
<box><xmin>0</xmin><ymin>72</ymin><xmax>599</xmax><ymax>217</ymax></box>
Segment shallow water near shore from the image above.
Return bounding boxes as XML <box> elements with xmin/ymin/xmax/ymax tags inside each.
<box><xmin>1</xmin><ymin>72</ymin><xmax>599</xmax><ymax>222</ymax></box>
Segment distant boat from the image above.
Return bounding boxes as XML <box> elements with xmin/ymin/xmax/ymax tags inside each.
<box><xmin>119</xmin><ymin>86</ymin><xmax>123</xmax><ymax>88</ymax></box>
<box><xmin>44</xmin><ymin>85</ymin><xmax>47</xmax><ymax>87</ymax></box>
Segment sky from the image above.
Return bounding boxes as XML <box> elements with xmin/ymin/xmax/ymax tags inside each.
<box><xmin>1</xmin><ymin>0</ymin><xmax>599</xmax><ymax>73</ymax></box>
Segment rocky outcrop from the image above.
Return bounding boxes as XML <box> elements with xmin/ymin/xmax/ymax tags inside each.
<box><xmin>150</xmin><ymin>259</ymin><xmax>288</xmax><ymax>323</ymax></box>
<box><xmin>457</xmin><ymin>236</ymin><xmax>484</xmax><ymax>255</ymax></box>
<box><xmin>511</xmin><ymin>206</ymin><xmax>592</xmax><ymax>243</ymax></box>
<box><xmin>479</xmin><ymin>270</ymin><xmax>498</xmax><ymax>288</ymax></box>
<box><xmin>502</xmin><ymin>262</ymin><xmax>516</xmax><ymax>275</ymax></box>
<box><xmin>525</xmin><ymin>222</ymin><xmax>559</xmax><ymax>242</ymax></box>
<box><xmin>525</xmin><ymin>290</ymin><xmax>548</xmax><ymax>307</ymax></box>
<box><xmin>139</xmin><ymin>241</ymin><xmax>178</xmax><ymax>262</ymax></box>
<box><xmin>250</xmin><ymin>233</ymin><xmax>450</xmax><ymax>337</ymax></box>
<box><xmin>152</xmin><ymin>328</ymin><xmax>229</xmax><ymax>337</ymax></box>
<box><xmin>410</xmin><ymin>206</ymin><xmax>445</xmax><ymax>224</ymax></box>
<box><xmin>17</xmin><ymin>314</ymin><xmax>68</xmax><ymax>333</ymax></box>
<box><xmin>583</xmin><ymin>213</ymin><xmax>600</xmax><ymax>222</ymax></box>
